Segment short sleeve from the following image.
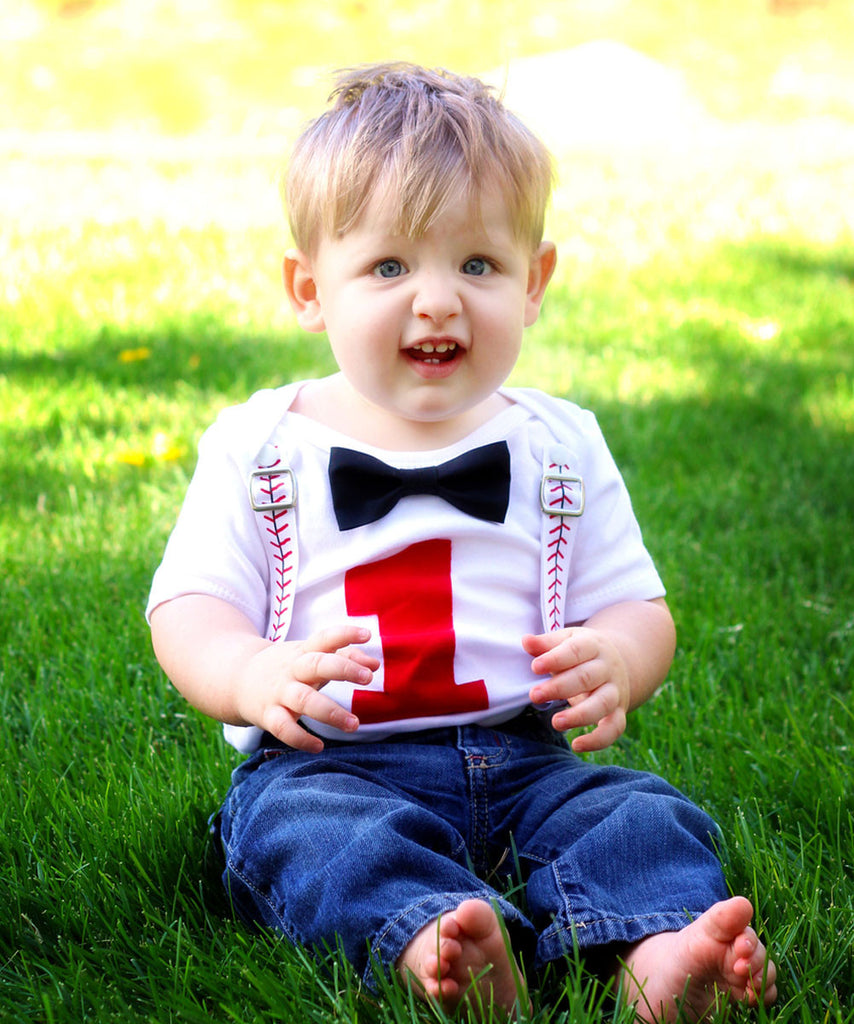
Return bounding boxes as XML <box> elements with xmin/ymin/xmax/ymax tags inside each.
<box><xmin>562</xmin><ymin>410</ymin><xmax>665</xmax><ymax>624</ymax></box>
<box><xmin>146</xmin><ymin>413</ymin><xmax>271</xmax><ymax>635</ymax></box>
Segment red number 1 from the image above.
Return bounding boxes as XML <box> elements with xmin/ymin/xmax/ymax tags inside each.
<box><xmin>345</xmin><ymin>539</ymin><xmax>489</xmax><ymax>724</ymax></box>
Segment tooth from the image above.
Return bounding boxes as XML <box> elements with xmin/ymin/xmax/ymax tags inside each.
<box><xmin>435</xmin><ymin>343</ymin><xmax>448</xmax><ymax>353</ymax></box>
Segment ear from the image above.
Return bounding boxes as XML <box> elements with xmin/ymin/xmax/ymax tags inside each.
<box><xmin>524</xmin><ymin>242</ymin><xmax>557</xmax><ymax>327</ymax></box>
<box><xmin>283</xmin><ymin>249</ymin><xmax>326</xmax><ymax>333</ymax></box>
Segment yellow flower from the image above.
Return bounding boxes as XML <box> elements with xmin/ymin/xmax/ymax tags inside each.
<box><xmin>119</xmin><ymin>347</ymin><xmax>152</xmax><ymax>363</ymax></box>
<box><xmin>152</xmin><ymin>432</ymin><xmax>185</xmax><ymax>462</ymax></box>
<box><xmin>115</xmin><ymin>448</ymin><xmax>147</xmax><ymax>467</ymax></box>
<box><xmin>113</xmin><ymin>433</ymin><xmax>184</xmax><ymax>467</ymax></box>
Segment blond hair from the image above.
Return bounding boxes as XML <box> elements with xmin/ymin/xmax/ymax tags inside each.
<box><xmin>284</xmin><ymin>62</ymin><xmax>554</xmax><ymax>254</ymax></box>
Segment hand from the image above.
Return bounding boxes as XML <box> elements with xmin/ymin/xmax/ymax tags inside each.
<box><xmin>523</xmin><ymin>627</ymin><xmax>631</xmax><ymax>752</ymax></box>
<box><xmin>235</xmin><ymin>624</ymin><xmax>379</xmax><ymax>752</ymax></box>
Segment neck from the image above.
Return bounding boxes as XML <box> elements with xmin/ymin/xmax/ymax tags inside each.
<box><xmin>292</xmin><ymin>376</ymin><xmax>511</xmax><ymax>451</ymax></box>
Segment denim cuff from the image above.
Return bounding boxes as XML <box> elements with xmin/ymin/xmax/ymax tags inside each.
<box><xmin>535</xmin><ymin>907</ymin><xmax>712</xmax><ymax>967</ymax></box>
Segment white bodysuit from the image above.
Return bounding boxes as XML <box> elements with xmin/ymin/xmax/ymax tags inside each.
<box><xmin>147</xmin><ymin>377</ymin><xmax>664</xmax><ymax>751</ymax></box>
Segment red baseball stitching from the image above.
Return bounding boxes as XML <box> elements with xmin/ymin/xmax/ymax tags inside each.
<box><xmin>544</xmin><ymin>461</ymin><xmax>576</xmax><ymax>632</ymax></box>
<box><xmin>256</xmin><ymin>448</ymin><xmax>294</xmax><ymax>642</ymax></box>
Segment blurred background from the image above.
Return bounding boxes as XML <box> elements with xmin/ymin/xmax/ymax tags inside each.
<box><xmin>6</xmin><ymin>0</ymin><xmax>854</xmax><ymax>133</ymax></box>
<box><xmin>3</xmin><ymin>0</ymin><xmax>854</xmax><ymax>251</ymax></box>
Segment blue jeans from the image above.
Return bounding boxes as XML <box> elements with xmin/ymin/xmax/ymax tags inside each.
<box><xmin>216</xmin><ymin>713</ymin><xmax>728</xmax><ymax>987</ymax></box>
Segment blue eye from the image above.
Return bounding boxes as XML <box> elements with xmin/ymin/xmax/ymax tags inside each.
<box><xmin>374</xmin><ymin>259</ymin><xmax>405</xmax><ymax>279</ymax></box>
<box><xmin>462</xmin><ymin>257</ymin><xmax>491</xmax><ymax>276</ymax></box>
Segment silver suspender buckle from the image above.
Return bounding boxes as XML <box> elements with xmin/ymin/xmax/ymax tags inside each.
<box><xmin>540</xmin><ymin>471</ymin><xmax>585</xmax><ymax>517</ymax></box>
<box><xmin>249</xmin><ymin>467</ymin><xmax>297</xmax><ymax>512</ymax></box>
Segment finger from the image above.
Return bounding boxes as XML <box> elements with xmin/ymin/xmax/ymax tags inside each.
<box><xmin>340</xmin><ymin>646</ymin><xmax>382</xmax><ymax>672</ymax></box>
<box><xmin>529</xmin><ymin>633</ymin><xmax>598</xmax><ymax>677</ymax></box>
<box><xmin>521</xmin><ymin>630</ymin><xmax>567</xmax><ymax>657</ymax></box>
<box><xmin>570</xmin><ymin>710</ymin><xmax>626</xmax><ymax>753</ymax></box>
<box><xmin>268</xmin><ymin>683</ymin><xmax>360</xmax><ymax>742</ymax></box>
<box><xmin>522</xmin><ymin>627</ymin><xmax>590</xmax><ymax>663</ymax></box>
<box><xmin>529</xmin><ymin>654</ymin><xmax>607</xmax><ymax>706</ymax></box>
<box><xmin>292</xmin><ymin>648</ymin><xmax>374</xmax><ymax>689</ymax></box>
<box><xmin>279</xmin><ymin>678</ymin><xmax>360</xmax><ymax>730</ymax></box>
<box><xmin>261</xmin><ymin>705</ymin><xmax>325</xmax><ymax>752</ymax></box>
<box><xmin>550</xmin><ymin>683</ymin><xmax>615</xmax><ymax>731</ymax></box>
<box><xmin>303</xmin><ymin>623</ymin><xmax>373</xmax><ymax>655</ymax></box>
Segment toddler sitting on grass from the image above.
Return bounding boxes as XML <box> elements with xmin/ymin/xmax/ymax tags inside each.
<box><xmin>148</xmin><ymin>61</ymin><xmax>777</xmax><ymax>1021</ymax></box>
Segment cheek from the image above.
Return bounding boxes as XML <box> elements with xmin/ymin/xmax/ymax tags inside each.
<box><xmin>328</xmin><ymin>329</ymin><xmax>395</xmax><ymax>391</ymax></box>
<box><xmin>475</xmin><ymin>287</ymin><xmax>526</xmax><ymax>330</ymax></box>
<box><xmin>325</xmin><ymin>297</ymin><xmax>391</xmax><ymax>346</ymax></box>
<box><xmin>479</xmin><ymin>305</ymin><xmax>524</xmax><ymax>356</ymax></box>
<box><xmin>337</xmin><ymin>294</ymin><xmax>400</xmax><ymax>339</ymax></box>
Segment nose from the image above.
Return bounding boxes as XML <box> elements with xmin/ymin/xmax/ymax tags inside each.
<box><xmin>411</xmin><ymin>270</ymin><xmax>462</xmax><ymax>324</ymax></box>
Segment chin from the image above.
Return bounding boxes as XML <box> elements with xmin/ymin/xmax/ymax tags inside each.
<box><xmin>405</xmin><ymin>404</ymin><xmax>470</xmax><ymax>428</ymax></box>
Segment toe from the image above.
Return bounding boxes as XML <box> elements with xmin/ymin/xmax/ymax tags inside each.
<box><xmin>439</xmin><ymin>914</ymin><xmax>463</xmax><ymax>941</ymax></box>
<box><xmin>438</xmin><ymin>936</ymin><xmax>462</xmax><ymax>962</ymax></box>
<box><xmin>454</xmin><ymin>899</ymin><xmax>499</xmax><ymax>941</ymax></box>
<box><xmin>732</xmin><ymin>928</ymin><xmax>757</xmax><ymax>961</ymax></box>
<box><xmin>708</xmin><ymin>896</ymin><xmax>755</xmax><ymax>941</ymax></box>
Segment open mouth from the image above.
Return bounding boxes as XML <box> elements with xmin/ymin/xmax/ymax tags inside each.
<box><xmin>407</xmin><ymin>341</ymin><xmax>459</xmax><ymax>365</ymax></box>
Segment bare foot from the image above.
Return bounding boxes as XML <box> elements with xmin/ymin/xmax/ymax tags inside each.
<box><xmin>397</xmin><ymin>899</ymin><xmax>527</xmax><ymax>1019</ymax></box>
<box><xmin>620</xmin><ymin>896</ymin><xmax>778</xmax><ymax>1022</ymax></box>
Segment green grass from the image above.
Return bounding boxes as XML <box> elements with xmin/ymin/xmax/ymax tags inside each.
<box><xmin>3</xmin><ymin>1</ymin><xmax>854</xmax><ymax>1021</ymax></box>
<box><xmin>3</xmin><ymin>231</ymin><xmax>852</xmax><ymax>1023</ymax></box>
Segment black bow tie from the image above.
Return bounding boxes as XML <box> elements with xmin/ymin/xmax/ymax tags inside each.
<box><xmin>328</xmin><ymin>441</ymin><xmax>511</xmax><ymax>531</ymax></box>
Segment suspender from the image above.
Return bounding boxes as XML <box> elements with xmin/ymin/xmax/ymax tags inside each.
<box><xmin>540</xmin><ymin>443</ymin><xmax>585</xmax><ymax>632</ymax></box>
<box><xmin>243</xmin><ymin>388</ymin><xmax>585</xmax><ymax>640</ymax></box>
<box><xmin>232</xmin><ymin>384</ymin><xmax>302</xmax><ymax>645</ymax></box>
<box><xmin>504</xmin><ymin>387</ymin><xmax>586</xmax><ymax>635</ymax></box>
<box><xmin>248</xmin><ymin>443</ymin><xmax>298</xmax><ymax>642</ymax></box>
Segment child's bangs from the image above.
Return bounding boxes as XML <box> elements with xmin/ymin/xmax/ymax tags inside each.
<box><xmin>319</xmin><ymin>135</ymin><xmax>474</xmax><ymax>242</ymax></box>
<box><xmin>382</xmin><ymin>158</ymin><xmax>477</xmax><ymax>240</ymax></box>
<box><xmin>325</xmin><ymin>152</ymin><xmax>535</xmax><ymax>246</ymax></box>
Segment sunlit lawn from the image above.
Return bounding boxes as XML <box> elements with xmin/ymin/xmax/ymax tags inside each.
<box><xmin>2</xmin><ymin>1</ymin><xmax>853</xmax><ymax>1021</ymax></box>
